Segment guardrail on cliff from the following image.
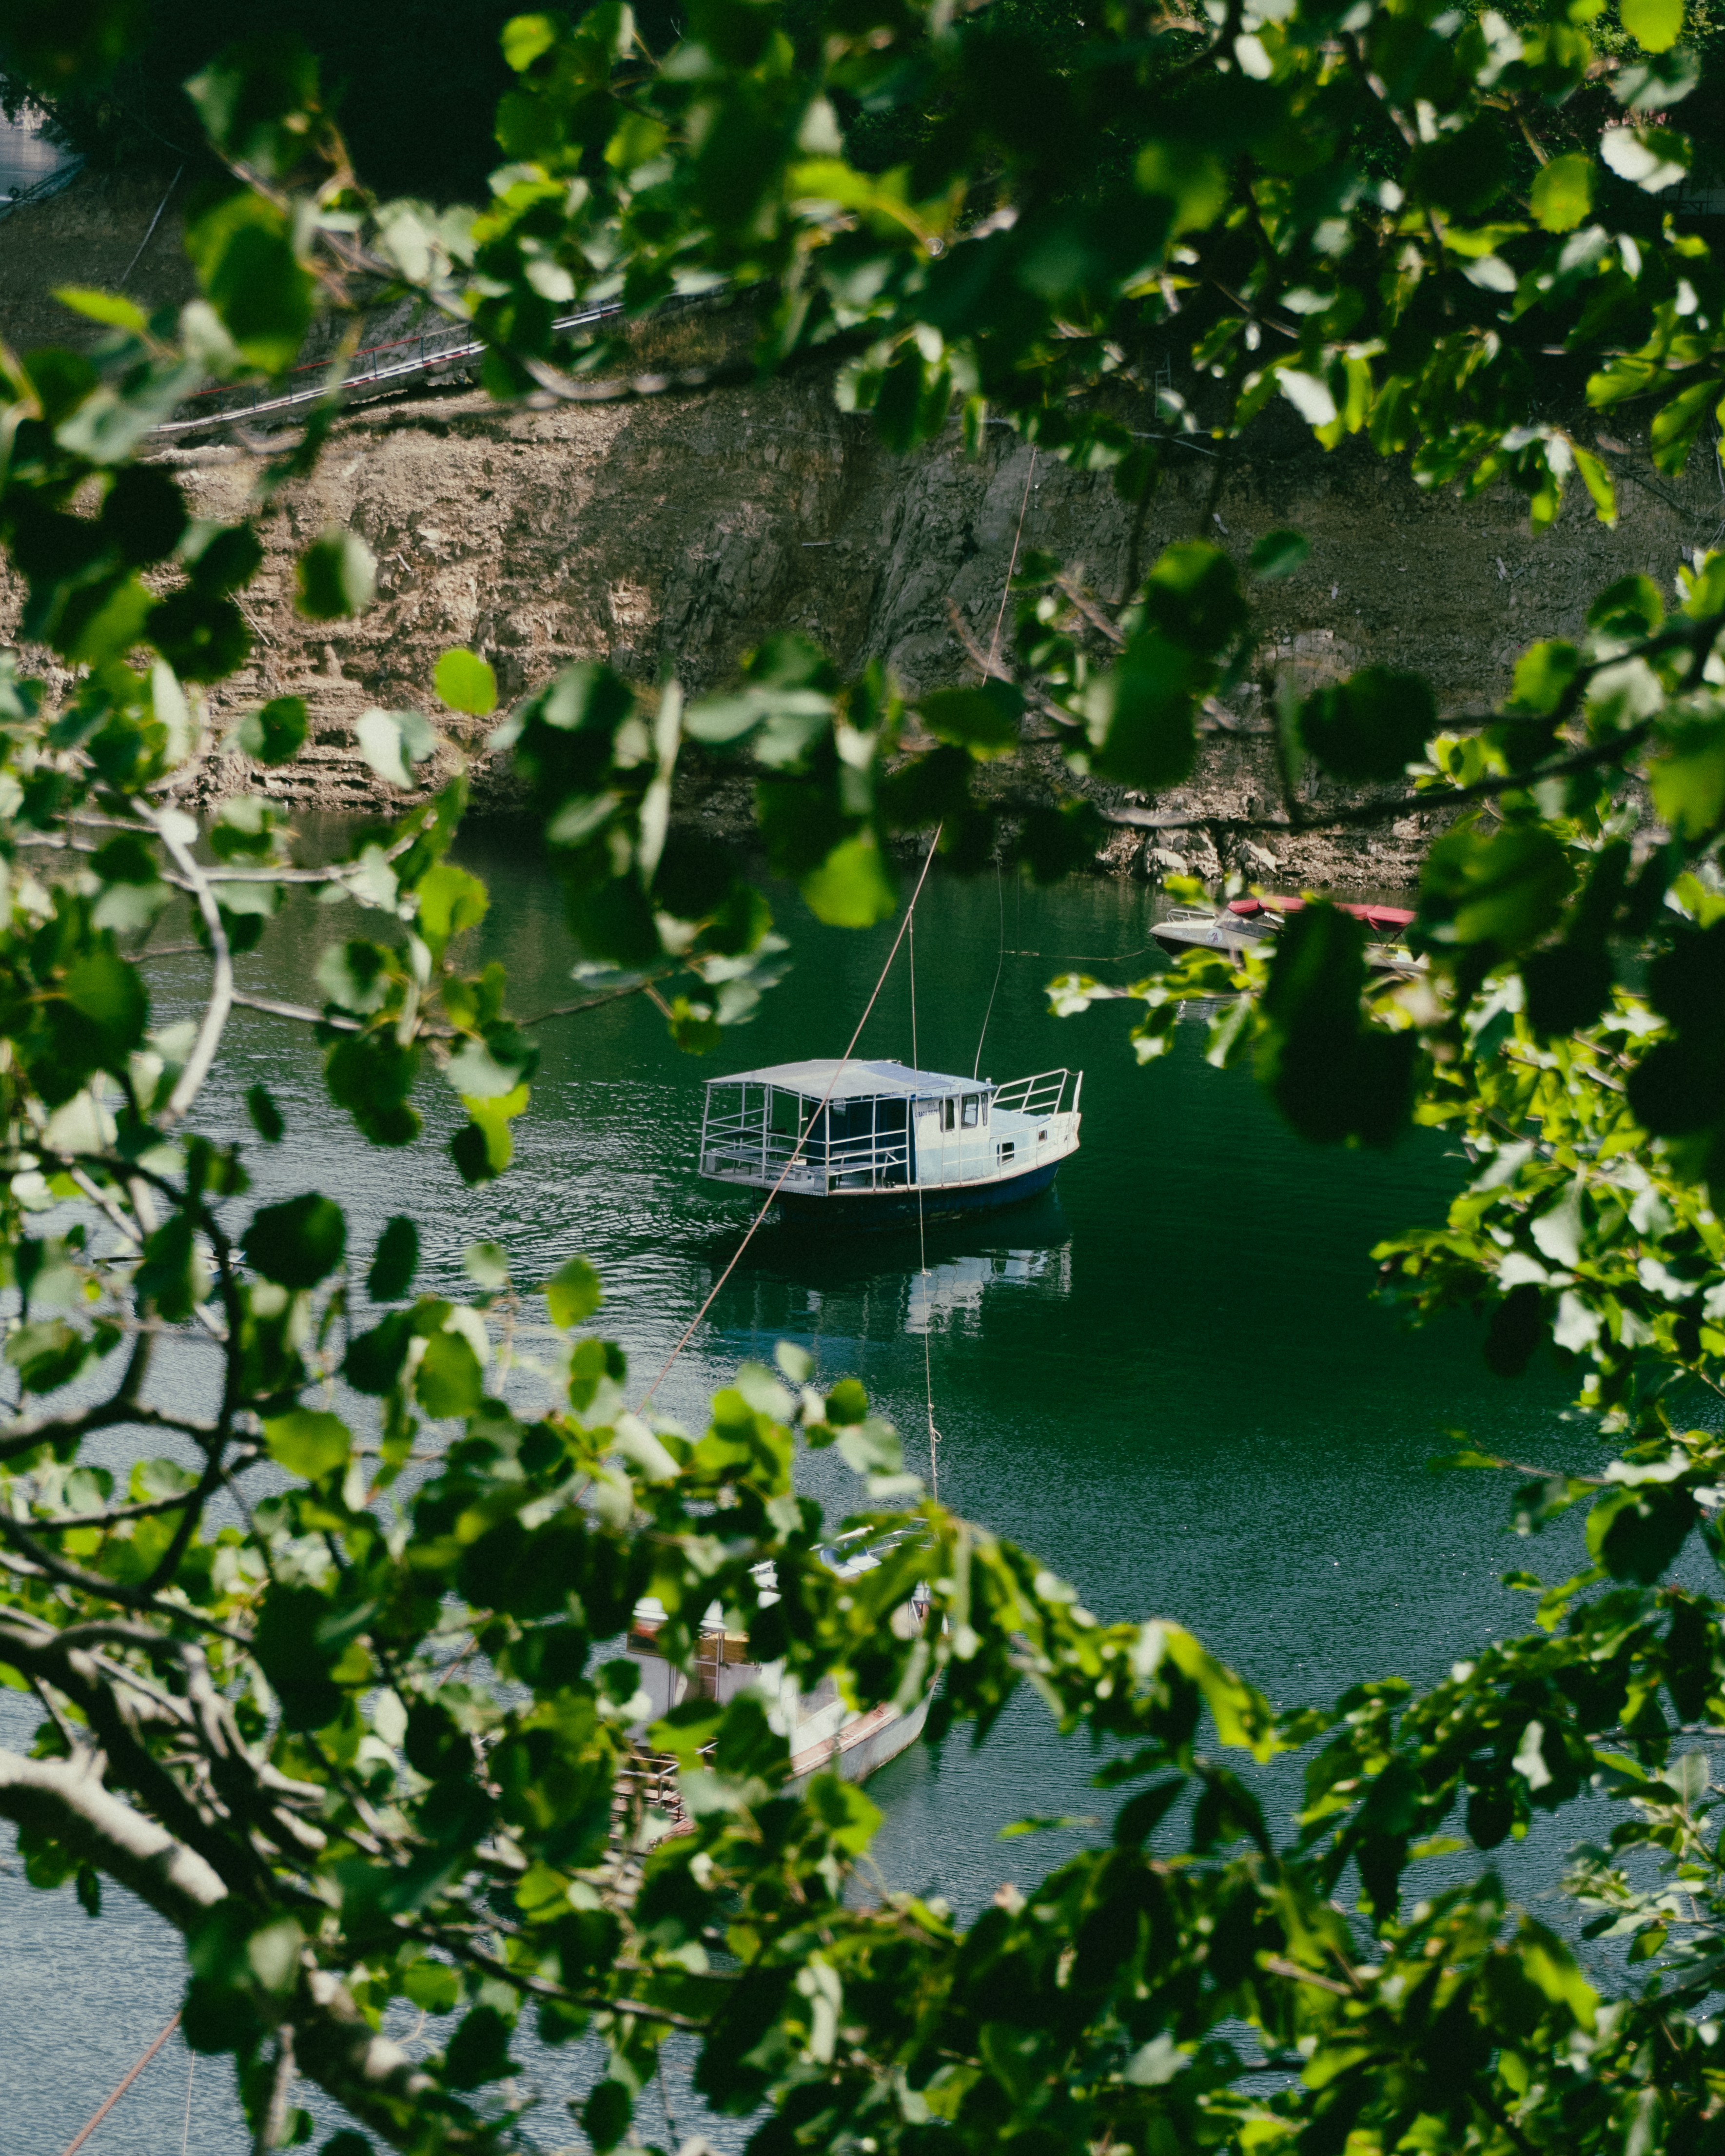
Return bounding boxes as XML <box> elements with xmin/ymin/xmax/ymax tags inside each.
<box><xmin>0</xmin><ymin>156</ymin><xmax>86</xmax><ymax>222</ymax></box>
<box><xmin>149</xmin><ymin>301</ymin><xmax>629</xmax><ymax>436</ymax></box>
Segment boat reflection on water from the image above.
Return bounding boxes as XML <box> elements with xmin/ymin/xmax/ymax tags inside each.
<box><xmin>906</xmin><ymin>1238</ymin><xmax>1072</xmax><ymax>1336</ymax></box>
<box><xmin>690</xmin><ymin>1191</ymin><xmax>1076</xmax><ymax>1365</ymax></box>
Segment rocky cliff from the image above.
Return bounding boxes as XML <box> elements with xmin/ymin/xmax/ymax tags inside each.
<box><xmin>3</xmin><ymin>172</ymin><xmax>1721</xmax><ymax>889</ymax></box>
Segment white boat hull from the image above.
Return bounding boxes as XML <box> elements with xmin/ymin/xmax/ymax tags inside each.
<box><xmin>787</xmin><ymin>1690</ymin><xmax>932</xmax><ymax>1790</ymax></box>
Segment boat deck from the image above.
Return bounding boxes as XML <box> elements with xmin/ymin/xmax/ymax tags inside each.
<box><xmin>699</xmin><ymin>1059</ymin><xmax>1081</xmax><ymax>1203</ymax></box>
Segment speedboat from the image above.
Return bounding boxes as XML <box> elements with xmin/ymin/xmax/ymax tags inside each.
<box><xmin>1151</xmin><ymin>895</ymin><xmax>1418</xmax><ymax>977</ymax></box>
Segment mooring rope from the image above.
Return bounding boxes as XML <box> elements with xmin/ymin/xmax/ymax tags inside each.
<box><xmin>637</xmin><ymin>829</ymin><xmax>944</xmax><ymax>1411</ymax></box>
<box><xmin>61</xmin><ymin>2013</ymin><xmax>180</xmax><ymax>2156</ymax></box>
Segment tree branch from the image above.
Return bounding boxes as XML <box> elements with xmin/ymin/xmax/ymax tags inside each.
<box><xmin>0</xmin><ymin>1745</ymin><xmax>227</xmax><ymax>1928</ymax></box>
<box><xmin>0</xmin><ymin>1746</ymin><xmax>482</xmax><ymax>2149</ymax></box>
<box><xmin>153</xmin><ymin>812</ymin><xmax>235</xmax><ymax>1125</ymax></box>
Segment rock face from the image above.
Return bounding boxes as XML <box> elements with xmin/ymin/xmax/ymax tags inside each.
<box><xmin>3</xmin><ymin>174</ymin><xmax>1721</xmax><ymax>888</ymax></box>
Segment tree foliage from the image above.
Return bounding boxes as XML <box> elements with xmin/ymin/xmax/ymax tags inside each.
<box><xmin>8</xmin><ymin>1</ymin><xmax>1725</xmax><ymax>2154</ymax></box>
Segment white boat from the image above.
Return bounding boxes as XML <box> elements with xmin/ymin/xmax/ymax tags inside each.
<box><xmin>698</xmin><ymin>1058</ymin><xmax>1082</xmax><ymax>1227</ymax></box>
<box><xmin>620</xmin><ymin>1547</ymin><xmax>933</xmax><ymax>1835</ymax></box>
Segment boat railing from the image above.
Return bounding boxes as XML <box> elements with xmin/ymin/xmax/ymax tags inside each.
<box><xmin>989</xmin><ymin>1067</ymin><xmax>1080</xmax><ymax>1119</ymax></box>
<box><xmin>700</xmin><ymin>1118</ymin><xmax>914</xmax><ymax>1189</ymax></box>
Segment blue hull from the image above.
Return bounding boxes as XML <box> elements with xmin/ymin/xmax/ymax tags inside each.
<box><xmin>774</xmin><ymin>1158</ymin><xmax>1063</xmax><ymax>1231</ymax></box>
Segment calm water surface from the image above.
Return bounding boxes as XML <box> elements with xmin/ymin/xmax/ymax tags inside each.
<box><xmin>5</xmin><ymin>830</ymin><xmax>1591</xmax><ymax>2150</ymax></box>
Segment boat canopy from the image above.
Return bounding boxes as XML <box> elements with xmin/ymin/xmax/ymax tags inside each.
<box><xmin>707</xmin><ymin>1058</ymin><xmax>984</xmax><ymax>1101</ymax></box>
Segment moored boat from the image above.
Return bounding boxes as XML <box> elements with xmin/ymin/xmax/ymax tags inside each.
<box><xmin>698</xmin><ymin>1058</ymin><xmax>1081</xmax><ymax>1227</ymax></box>
<box><xmin>1151</xmin><ymin>894</ymin><xmax>1418</xmax><ymax>977</ymax></box>
<box><xmin>620</xmin><ymin>1546</ymin><xmax>934</xmax><ymax>1839</ymax></box>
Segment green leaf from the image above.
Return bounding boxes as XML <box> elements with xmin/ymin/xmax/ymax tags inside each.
<box><xmin>1621</xmin><ymin>0</ymin><xmax>1683</xmax><ymax>50</ymax></box>
<box><xmin>296</xmin><ymin>528</ymin><xmax>377</xmax><ymax>621</ymax></box>
<box><xmin>1517</xmin><ymin>1920</ymin><xmax>1598</xmax><ymax>2027</ymax></box>
<box><xmin>62</xmin><ymin>952</ymin><xmax>148</xmax><ymax>1051</ymax></box>
<box><xmin>184</xmin><ymin>34</ymin><xmax>324</xmax><ymax>179</ymax></box>
<box><xmin>317</xmin><ymin>940</ymin><xmax>395</xmax><ymax>1017</ymax></box>
<box><xmin>1135</xmin><ymin>140</ymin><xmax>1228</xmax><ymax>232</ymax></box>
<box><xmin>1529</xmin><ymin>154</ymin><xmax>1594</xmax><ymax>233</ymax></box>
<box><xmin>443</xmin><ymin>1024</ymin><xmax>537</xmax><ymax>1099</ymax></box>
<box><xmin>451</xmin><ymin>1084</ymin><xmax>529</xmax><ymax>1182</ymax></box>
<box><xmin>774</xmin><ymin>1340</ymin><xmax>812</xmax><ymax>1384</ymax></box>
<box><xmin>231</xmin><ymin>696</ymin><xmax>308</xmax><ymax>765</ymax></box>
<box><xmin>243</xmin><ymin>1193</ymin><xmax>347</xmax><ymax>1289</ymax></box>
<box><xmin>416</xmin><ymin>1328</ymin><xmax>484</xmax><ymax>1418</ymax></box>
<box><xmin>355</xmin><ymin>708</ymin><xmax>437</xmax><ymax>791</ymax></box>
<box><xmin>7</xmin><ymin>1319</ymin><xmax>99</xmax><ymax>1394</ymax></box>
<box><xmin>100</xmin><ymin>467</ymin><xmax>188</xmax><ymax>564</ymax></box>
<box><xmin>1522</xmin><ymin>941</ymin><xmax>1614</xmax><ymax>1035</ymax></box>
<box><xmin>326</xmin><ymin>1032</ymin><xmax>422</xmax><ymax>1147</ymax></box>
<box><xmin>402</xmin><ymin>1960</ymin><xmax>460</xmax><ymax>2014</ymax></box>
<box><xmin>1300</xmin><ymin>668</ymin><xmax>1436</xmax><ymax>783</ymax></box>
<box><xmin>1088</xmin><ymin>632</ymin><xmax>1204</xmax><ymax>788</ymax></box>
<box><xmin>245</xmin><ymin>1082</ymin><xmax>285</xmax><ymax>1143</ymax></box>
<box><xmin>502</xmin><ymin>12</ymin><xmax>562</xmax><ymax>70</ymax></box>
<box><xmin>916</xmin><ymin>683</ymin><xmax>1022</xmax><ymax>758</ymax></box>
<box><xmin>1571</xmin><ymin>441</ymin><xmax>1616</xmax><ymax>526</ymax></box>
<box><xmin>1250</xmin><ymin>529</ymin><xmax>1310</xmax><ymax>580</ymax></box>
<box><xmin>1277</xmin><ymin>369</ymin><xmax>1338</xmax><ymax>429</ymax></box>
<box><xmin>1255</xmin><ymin>904</ymin><xmax>1419</xmax><ymax>1146</ymax></box>
<box><xmin>582</xmin><ymin>2078</ymin><xmax>632</xmax><ymax>2154</ymax></box>
<box><xmin>433</xmin><ymin>647</ymin><xmax>498</xmax><ymax>716</ymax></box>
<box><xmin>801</xmin><ymin>832</ymin><xmax>898</xmax><ymax>928</ymax></box>
<box><xmin>55</xmin><ymin>285</ymin><xmax>150</xmax><ymax>333</ymax></box>
<box><xmin>546</xmin><ymin>1256</ymin><xmax>602</xmax><ymax>1327</ymax></box>
<box><xmin>343</xmin><ymin>1312</ymin><xmax>413</xmax><ymax>1395</ymax></box>
<box><xmin>1419</xmin><ymin>825</ymin><xmax>1575</xmax><ymax>951</ymax></box>
<box><xmin>264</xmin><ymin>1409</ymin><xmax>351</xmax><ymax>1480</ymax></box>
<box><xmin>464</xmin><ymin>1241</ymin><xmax>510</xmax><ymax>1290</ymax></box>
<box><xmin>183</xmin><ymin>190</ymin><xmax>314</xmax><ymax>373</ymax></box>
<box><xmin>1649</xmin><ymin>379</ymin><xmax>1723</xmax><ymax>475</ymax></box>
<box><xmin>368</xmin><ymin>1216</ymin><xmax>419</xmax><ymax>1301</ymax></box>
<box><xmin>1599</xmin><ymin>125</ymin><xmax>1689</xmax><ymax>192</ymax></box>
<box><xmin>1588</xmin><ymin>574</ymin><xmax>1664</xmax><ymax>637</ymax></box>
<box><xmin>825</xmin><ymin>1376</ymin><xmax>868</xmax><ymax>1424</ymax></box>
<box><xmin>416</xmin><ymin>863</ymin><xmax>488</xmax><ymax>957</ymax></box>
<box><xmin>146</xmin><ymin>588</ymin><xmax>250</xmax><ymax>682</ymax></box>
<box><xmin>1507</xmin><ymin>641</ymin><xmax>1582</xmax><ymax>715</ymax></box>
<box><xmin>1407</xmin><ymin>117</ymin><xmax>1512</xmax><ymax>217</ymax></box>
<box><xmin>442</xmin><ymin>2000</ymin><xmax>515</xmax><ymax>2087</ymax></box>
<box><xmin>1143</xmin><ymin>541</ymin><xmax>1248</xmax><ymax>650</ymax></box>
<box><xmin>1650</xmin><ymin>716</ymin><xmax>1725</xmax><ymax>838</ymax></box>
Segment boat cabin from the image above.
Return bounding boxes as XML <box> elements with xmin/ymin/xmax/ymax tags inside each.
<box><xmin>698</xmin><ymin>1058</ymin><xmax>1081</xmax><ymax>1224</ymax></box>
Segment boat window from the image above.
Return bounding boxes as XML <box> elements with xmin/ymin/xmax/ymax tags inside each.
<box><xmin>941</xmin><ymin>1098</ymin><xmax>956</xmax><ymax>1131</ymax></box>
<box><xmin>961</xmin><ymin>1095</ymin><xmax>980</xmax><ymax>1128</ymax></box>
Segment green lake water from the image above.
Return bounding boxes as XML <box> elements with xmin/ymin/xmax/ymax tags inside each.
<box><xmin>4</xmin><ymin>829</ymin><xmax>1593</xmax><ymax>2151</ymax></box>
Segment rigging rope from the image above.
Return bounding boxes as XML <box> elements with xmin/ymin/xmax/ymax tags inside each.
<box><xmin>637</xmin><ymin>829</ymin><xmax>944</xmax><ymax>1411</ymax></box>
<box><xmin>972</xmin><ymin>858</ymin><xmax>1005</xmax><ymax>1082</ymax></box>
<box><xmin>986</xmin><ymin>448</ymin><xmax>1038</xmax><ymax>672</ymax></box>
<box><xmin>908</xmin><ymin>903</ymin><xmax>941</xmax><ymax>1502</ymax></box>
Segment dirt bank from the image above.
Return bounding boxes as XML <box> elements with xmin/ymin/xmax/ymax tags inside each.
<box><xmin>3</xmin><ymin>171</ymin><xmax>1720</xmax><ymax>891</ymax></box>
